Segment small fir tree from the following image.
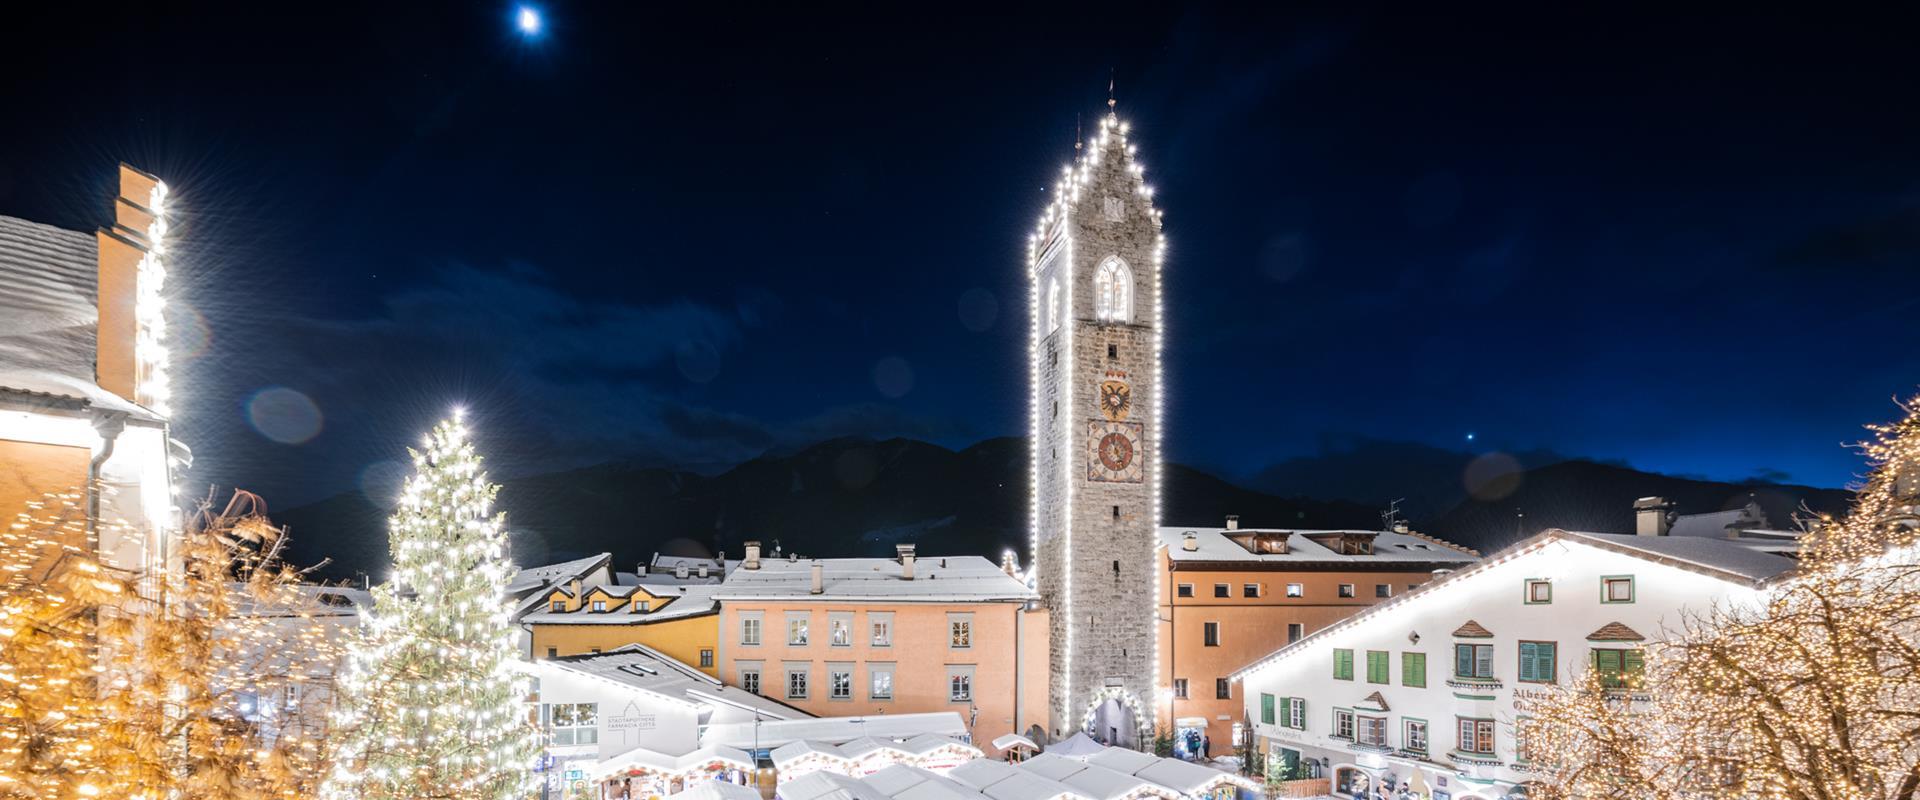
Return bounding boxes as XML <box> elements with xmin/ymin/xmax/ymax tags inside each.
<box><xmin>322</xmin><ymin>413</ymin><xmax>539</xmax><ymax>800</ymax></box>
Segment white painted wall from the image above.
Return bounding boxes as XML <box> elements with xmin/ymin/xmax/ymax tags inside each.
<box><xmin>1238</xmin><ymin>537</ymin><xmax>1768</xmax><ymax>795</ymax></box>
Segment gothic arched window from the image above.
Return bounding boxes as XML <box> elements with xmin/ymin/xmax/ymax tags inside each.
<box><xmin>1047</xmin><ymin>278</ymin><xmax>1062</xmax><ymax>334</ymax></box>
<box><xmin>1094</xmin><ymin>257</ymin><xmax>1133</xmax><ymax>323</ymax></box>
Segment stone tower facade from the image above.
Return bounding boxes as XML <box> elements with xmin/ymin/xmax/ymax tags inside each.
<box><xmin>1029</xmin><ymin>112</ymin><xmax>1163</xmax><ymax>743</ymax></box>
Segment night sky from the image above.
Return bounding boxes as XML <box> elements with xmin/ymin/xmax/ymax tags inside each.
<box><xmin>5</xmin><ymin>3</ymin><xmax>1919</xmax><ymax>509</ymax></box>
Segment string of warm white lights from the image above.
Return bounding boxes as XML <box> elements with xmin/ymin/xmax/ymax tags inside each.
<box><xmin>321</xmin><ymin>411</ymin><xmax>540</xmax><ymax>800</ymax></box>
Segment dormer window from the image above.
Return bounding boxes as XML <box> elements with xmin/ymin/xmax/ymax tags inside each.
<box><xmin>591</xmin><ymin>600</ymin><xmax>606</xmax><ymax>612</ymax></box>
<box><xmin>1093</xmin><ymin>257</ymin><xmax>1133</xmax><ymax>322</ymax></box>
<box><xmin>550</xmin><ymin>600</ymin><xmax>565</xmax><ymax>613</ymax></box>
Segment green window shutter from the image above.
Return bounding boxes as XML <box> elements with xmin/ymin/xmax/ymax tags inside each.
<box><xmin>1403</xmin><ymin>652</ymin><xmax>1426</xmax><ymax>687</ymax></box>
<box><xmin>1624</xmin><ymin>649</ymin><xmax>1644</xmax><ymax>676</ymax></box>
<box><xmin>1367</xmin><ymin>651</ymin><xmax>1388</xmax><ymax>684</ymax></box>
<box><xmin>1537</xmin><ymin>643</ymin><xmax>1556</xmax><ymax>682</ymax></box>
<box><xmin>1261</xmin><ymin>693</ymin><xmax>1275</xmax><ymax>724</ymax></box>
<box><xmin>1518</xmin><ymin>643</ymin><xmax>1536</xmax><ymax>681</ymax></box>
<box><xmin>1455</xmin><ymin>644</ymin><xmax>1473</xmax><ymax>677</ymax></box>
<box><xmin>1334</xmin><ymin>649</ymin><xmax>1353</xmax><ymax>680</ymax></box>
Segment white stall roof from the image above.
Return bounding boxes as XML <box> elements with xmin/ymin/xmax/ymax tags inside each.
<box><xmin>707</xmin><ymin>712</ymin><xmax>967</xmax><ymax>750</ymax></box>
<box><xmin>991</xmin><ymin>733</ymin><xmax>1038</xmax><ymax>752</ymax></box>
<box><xmin>1082</xmin><ymin>749</ymin><xmax>1157</xmax><ymax>774</ymax></box>
<box><xmin>671</xmin><ymin>780</ymin><xmax>762</xmax><ymax>800</ymax></box>
<box><xmin>1044</xmin><ymin>733</ymin><xmax>1105</xmax><ymax>758</ymax></box>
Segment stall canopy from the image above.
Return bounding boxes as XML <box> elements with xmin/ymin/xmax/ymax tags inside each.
<box><xmin>991</xmin><ymin>734</ymin><xmax>1039</xmax><ymax>753</ymax></box>
<box><xmin>671</xmin><ymin>780</ymin><xmax>764</xmax><ymax>800</ymax></box>
<box><xmin>778</xmin><ymin>744</ymin><xmax>1260</xmax><ymax>800</ymax></box>
<box><xmin>1044</xmin><ymin>733</ymin><xmax>1105</xmax><ymax>758</ymax></box>
<box><xmin>592</xmin><ymin>743</ymin><xmax>755</xmax><ymax>782</ymax></box>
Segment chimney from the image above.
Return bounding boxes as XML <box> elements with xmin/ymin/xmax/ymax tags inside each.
<box><xmin>1182</xmin><ymin>531</ymin><xmax>1199</xmax><ymax>552</ymax></box>
<box><xmin>1391</xmin><ymin>520</ymin><xmax>1410</xmax><ymax>534</ymax></box>
<box><xmin>569</xmin><ymin>579</ymin><xmax>581</xmax><ymax>602</ymax></box>
<box><xmin>697</xmin><ymin>564</ymin><xmax>709</xmax><ymax>579</ymax></box>
<box><xmin>1633</xmin><ymin>496</ymin><xmax>1674</xmax><ymax>537</ymax></box>
<box><xmin>809</xmin><ymin>561</ymin><xmax>824</xmax><ymax>594</ymax></box>
<box><xmin>95</xmin><ymin>163</ymin><xmax>171</xmax><ymax>410</ymax></box>
<box><xmin>897</xmin><ymin>544</ymin><xmax>916</xmax><ymax>580</ymax></box>
<box><xmin>676</xmin><ymin>563</ymin><xmax>689</xmax><ymax>579</ymax></box>
<box><xmin>1225</xmin><ymin>515</ymin><xmax>1240</xmax><ymax>531</ymax></box>
<box><xmin>1001</xmin><ymin>551</ymin><xmax>1018</xmax><ymax>576</ymax></box>
<box><xmin>744</xmin><ymin>541</ymin><xmax>762</xmax><ymax>570</ymax></box>
<box><xmin>635</xmin><ymin>561</ymin><xmax>648</xmax><ymax>577</ymax></box>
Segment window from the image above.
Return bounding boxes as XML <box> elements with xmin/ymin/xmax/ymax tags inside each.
<box><xmin>740</xmin><ymin>666</ymin><xmax>761</xmax><ymax>695</ymax></box>
<box><xmin>1286</xmin><ymin>583</ymin><xmax>1303</xmax><ymax>597</ymax></box>
<box><xmin>786</xmin><ymin>613</ymin><xmax>809</xmax><ymax>645</ymax></box>
<box><xmin>633</xmin><ymin>600</ymin><xmax>649</xmax><ymax>613</ymax></box>
<box><xmin>1338</xmin><ymin>584</ymin><xmax>1356</xmax><ymax>598</ymax></box>
<box><xmin>1287</xmin><ymin>623</ymin><xmax>1303</xmax><ymax>643</ymax></box>
<box><xmin>1375</xmin><ymin>584</ymin><xmax>1391</xmax><ymax>598</ymax></box>
<box><xmin>1203</xmin><ymin>622</ymin><xmax>1220</xmax><ymax>647</ymax></box>
<box><xmin>1333</xmin><ymin>648</ymin><xmax>1354</xmax><ymax>680</ymax></box>
<box><xmin>948</xmin><ymin>667</ymin><xmax>974</xmax><ymax>702</ymax></box>
<box><xmin>1457</xmin><ymin>718</ymin><xmax>1495</xmax><ymax>755</ymax></box>
<box><xmin>1216</xmin><ymin>678</ymin><xmax>1232</xmax><ymax>699</ymax></box>
<box><xmin>870</xmin><ymin>664</ymin><xmax>895</xmax><ymax>699</ymax></box>
<box><xmin>1047</xmin><ymin>279</ymin><xmax>1061</xmax><ymax>334</ymax></box>
<box><xmin>786</xmin><ymin>668</ymin><xmax>808</xmax><ymax>699</ymax></box>
<box><xmin>1285</xmin><ymin>697</ymin><xmax>1305</xmax><ymax>729</ymax></box>
<box><xmin>1403</xmin><ymin>652</ymin><xmax>1427</xmax><ymax>687</ymax></box>
<box><xmin>740</xmin><ymin>615</ymin><xmax>762</xmax><ymax>646</ymax></box>
<box><xmin>1518</xmin><ymin>641</ymin><xmax>1556</xmax><ymax>683</ymax></box>
<box><xmin>1177</xmin><ymin>583</ymin><xmax>1193</xmax><ymax>598</ymax></box>
<box><xmin>1525</xmin><ymin>579</ymin><xmax>1552</xmax><ymax>604</ymax></box>
<box><xmin>949</xmin><ymin>615</ymin><xmax>973</xmax><ymax>648</ymax></box>
<box><xmin>1259</xmin><ymin>693</ymin><xmax>1275</xmax><ymax>725</ymax></box>
<box><xmin>550</xmin><ymin>600</ymin><xmax>565</xmax><ymax>612</ymax></box>
<box><xmin>590</xmin><ymin>647</ymin><xmax>601</xmax><ymax>654</ymax></box>
<box><xmin>1603</xmin><ymin>575</ymin><xmax>1635</xmax><ymax>603</ymax></box>
<box><xmin>1106</xmin><ymin>343</ymin><xmax>1118</xmax><ymax>358</ymax></box>
<box><xmin>544</xmin><ymin>702</ymin><xmax>599</xmax><ymax>746</ymax></box>
<box><xmin>1455</xmin><ymin>643</ymin><xmax>1495</xmax><ymax>680</ymax></box>
<box><xmin>1243</xmin><ymin>583</ymin><xmax>1260</xmax><ymax>598</ymax></box>
<box><xmin>590</xmin><ymin>600</ymin><xmax>606</xmax><ymax>612</ymax></box>
<box><xmin>870</xmin><ymin>612</ymin><xmax>893</xmax><ymax>646</ymax></box>
<box><xmin>1173</xmin><ymin>678</ymin><xmax>1188</xmax><ymax>699</ymax></box>
<box><xmin>1093</xmin><ymin>256</ymin><xmax>1134</xmax><ymax>322</ymax></box>
<box><xmin>1593</xmin><ymin>648</ymin><xmax>1646</xmax><ymax>689</ymax></box>
<box><xmin>1214</xmin><ymin>584</ymin><xmax>1230</xmax><ymax>598</ymax></box>
<box><xmin>1366</xmin><ymin>650</ymin><xmax>1390</xmax><ymax>684</ymax></box>
<box><xmin>700</xmin><ymin>649</ymin><xmax>714</xmax><ymax>668</ymax></box>
<box><xmin>1404</xmin><ymin>719</ymin><xmax>1429</xmax><ymax>753</ymax></box>
<box><xmin>1357</xmin><ymin>716</ymin><xmax>1387</xmax><ymax>747</ymax></box>
<box><xmin>546</xmin><ymin>646</ymin><xmax>557</xmax><ymax>659</ymax></box>
<box><xmin>829</xmin><ymin>613</ymin><xmax>852</xmax><ymax>647</ymax></box>
<box><xmin>1333</xmin><ymin>709</ymin><xmax>1355</xmax><ymax>740</ymax></box>
<box><xmin>829</xmin><ymin>667</ymin><xmax>853</xmax><ymax>700</ymax></box>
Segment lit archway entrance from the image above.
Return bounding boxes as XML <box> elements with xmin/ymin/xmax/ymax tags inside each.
<box><xmin>1080</xmin><ymin>687</ymin><xmax>1152</xmax><ymax>751</ymax></box>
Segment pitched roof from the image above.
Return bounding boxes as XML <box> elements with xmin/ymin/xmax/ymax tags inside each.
<box><xmin>1358</xmin><ymin>691</ymin><xmax>1389</xmax><ymax>712</ymax></box>
<box><xmin>541</xmin><ymin>643</ymin><xmax>801</xmax><ymax>720</ymax></box>
<box><xmin>714</xmin><ymin>555</ymin><xmax>1032</xmax><ymax>602</ymax></box>
<box><xmin>0</xmin><ymin>214</ymin><xmax>157</xmax><ymax>420</ymax></box>
<box><xmin>1587</xmin><ymin>621</ymin><xmax>1645</xmax><ymax>641</ymax></box>
<box><xmin>1158</xmin><ymin>526</ymin><xmax>1478</xmax><ymax>565</ymax></box>
<box><xmin>1452</xmin><ymin>619</ymin><xmax>1494</xmax><ymax>638</ymax></box>
<box><xmin>1232</xmin><ymin>527</ymin><xmax>1796</xmax><ymax>681</ymax></box>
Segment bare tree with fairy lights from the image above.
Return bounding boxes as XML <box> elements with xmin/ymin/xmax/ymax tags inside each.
<box><xmin>1520</xmin><ymin>396</ymin><xmax>1920</xmax><ymax>800</ymax></box>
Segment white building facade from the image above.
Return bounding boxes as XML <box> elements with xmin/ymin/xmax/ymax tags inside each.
<box><xmin>1232</xmin><ymin>529</ymin><xmax>1794</xmax><ymax>800</ymax></box>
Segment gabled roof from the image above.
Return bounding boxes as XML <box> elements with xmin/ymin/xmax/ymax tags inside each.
<box><xmin>714</xmin><ymin>555</ymin><xmax>1033</xmax><ymax>603</ymax></box>
<box><xmin>520</xmin><ymin>584</ymin><xmax>719</xmax><ymax>625</ymax></box>
<box><xmin>0</xmin><ymin>214</ymin><xmax>158</xmax><ymax>420</ymax></box>
<box><xmin>1232</xmin><ymin>528</ymin><xmax>1797</xmax><ymax>681</ymax></box>
<box><xmin>541</xmin><ymin>643</ymin><xmax>802</xmax><ymax>720</ymax></box>
<box><xmin>1358</xmin><ymin>691</ymin><xmax>1389</xmax><ymax>712</ymax></box>
<box><xmin>1452</xmin><ymin>619</ymin><xmax>1494</xmax><ymax>638</ymax></box>
<box><xmin>1587</xmin><ymin>621</ymin><xmax>1645</xmax><ymax>641</ymax></box>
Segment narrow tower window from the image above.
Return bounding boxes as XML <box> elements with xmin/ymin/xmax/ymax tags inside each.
<box><xmin>1094</xmin><ymin>257</ymin><xmax>1133</xmax><ymax>322</ymax></box>
<box><xmin>1047</xmin><ymin>278</ymin><xmax>1062</xmax><ymax>333</ymax></box>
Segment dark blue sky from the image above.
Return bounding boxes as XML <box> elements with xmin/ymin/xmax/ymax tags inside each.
<box><xmin>4</xmin><ymin>2</ymin><xmax>1918</xmax><ymax>506</ymax></box>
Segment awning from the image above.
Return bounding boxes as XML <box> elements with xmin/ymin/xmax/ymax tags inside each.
<box><xmin>992</xmin><ymin>733</ymin><xmax>1039</xmax><ymax>752</ymax></box>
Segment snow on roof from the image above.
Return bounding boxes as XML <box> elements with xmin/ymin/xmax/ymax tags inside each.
<box><xmin>1157</xmin><ymin>526</ymin><xmax>1477</xmax><ymax>565</ymax></box>
<box><xmin>1668</xmin><ymin>508</ymin><xmax>1756</xmax><ymax>540</ymax></box>
<box><xmin>815</xmin><ymin>748</ymin><xmax>1251</xmax><ymax>800</ymax></box>
<box><xmin>543</xmin><ymin>644</ymin><xmax>802</xmax><ymax>720</ymax></box>
<box><xmin>781</xmin><ymin>771</ymin><xmax>896</xmax><ymax>800</ymax></box>
<box><xmin>703</xmin><ymin>712</ymin><xmax>967</xmax><ymax>750</ymax></box>
<box><xmin>990</xmin><ymin>733</ymin><xmax>1037</xmax><ymax>752</ymax></box>
<box><xmin>1023</xmin><ymin>759</ymin><xmax>1173</xmax><ymax>800</ymax></box>
<box><xmin>714</xmin><ymin>556</ymin><xmax>1033</xmax><ymax>603</ymax></box>
<box><xmin>509</xmin><ymin>552</ymin><xmax>610</xmax><ymax>595</ymax></box>
<box><xmin>519</xmin><ymin>584</ymin><xmax>721</xmax><ymax>625</ymax></box>
<box><xmin>772</xmin><ymin>735</ymin><xmax>979</xmax><ymax>769</ymax></box>
<box><xmin>1042</xmin><ymin>733</ymin><xmax>1105</xmax><ymax>758</ymax></box>
<box><xmin>1231</xmin><ymin>527</ymin><xmax>1800</xmax><ymax>681</ymax></box>
<box><xmin>946</xmin><ymin>759</ymin><xmax>1021</xmax><ymax>789</ymax></box>
<box><xmin>0</xmin><ymin>214</ymin><xmax>160</xmax><ymax>420</ymax></box>
<box><xmin>590</xmin><ymin>743</ymin><xmax>754</xmax><ymax>782</ymax></box>
<box><xmin>1081</xmin><ymin>749</ymin><xmax>1158</xmax><ymax>775</ymax></box>
<box><xmin>669</xmin><ymin>779</ymin><xmax>762</xmax><ymax>800</ymax></box>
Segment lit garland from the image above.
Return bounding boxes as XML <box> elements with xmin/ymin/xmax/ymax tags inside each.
<box><xmin>321</xmin><ymin>411</ymin><xmax>540</xmax><ymax>800</ymax></box>
<box><xmin>135</xmin><ymin>179</ymin><xmax>171</xmax><ymax>415</ymax></box>
<box><xmin>1518</xmin><ymin>395</ymin><xmax>1920</xmax><ymax>800</ymax></box>
<box><xmin>1027</xmin><ymin>109</ymin><xmax>1168</xmax><ymax>734</ymax></box>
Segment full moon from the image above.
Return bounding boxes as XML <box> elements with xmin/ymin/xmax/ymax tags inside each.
<box><xmin>515</xmin><ymin>6</ymin><xmax>542</xmax><ymax>35</ymax></box>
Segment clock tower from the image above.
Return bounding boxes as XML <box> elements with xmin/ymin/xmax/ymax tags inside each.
<box><xmin>1029</xmin><ymin>109</ymin><xmax>1163</xmax><ymax>744</ymax></box>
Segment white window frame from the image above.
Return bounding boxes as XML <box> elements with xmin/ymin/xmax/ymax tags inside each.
<box><xmin>828</xmin><ymin>664</ymin><xmax>854</xmax><ymax>700</ymax></box>
<box><xmin>544</xmin><ymin>702</ymin><xmax>599</xmax><ymax>747</ymax></box>
<box><xmin>1285</xmin><ymin>698</ymin><xmax>1305</xmax><ymax>729</ymax></box>
<box><xmin>738</xmin><ymin>662</ymin><xmax>763</xmax><ymax>695</ymax></box>
<box><xmin>1404</xmin><ymin>719</ymin><xmax>1428</xmax><ymax>753</ymax></box>
<box><xmin>1286</xmin><ymin>583</ymin><xmax>1303</xmax><ymax>597</ymax></box>
<box><xmin>869</xmin><ymin>663</ymin><xmax>895</xmax><ymax>700</ymax></box>
<box><xmin>1093</xmin><ymin>256</ymin><xmax>1134</xmax><ymax>322</ymax></box>
<box><xmin>786</xmin><ymin>666</ymin><xmax>809</xmax><ymax>700</ymax></box>
<box><xmin>948</xmin><ymin>613</ymin><xmax>974</xmax><ymax>649</ymax></box>
<box><xmin>591</xmin><ymin>600</ymin><xmax>606</xmax><ymax>612</ymax></box>
<box><xmin>1333</xmin><ymin>709</ymin><xmax>1355</xmax><ymax>740</ymax></box>
<box><xmin>786</xmin><ymin>612</ymin><xmax>810</xmax><ymax>646</ymax></box>
<box><xmin>829</xmin><ymin>612</ymin><xmax>853</xmax><ymax>647</ymax></box>
<box><xmin>870</xmin><ymin>612</ymin><xmax>894</xmax><ymax>647</ymax></box>
<box><xmin>740</xmin><ymin>613</ymin><xmax>762</xmax><ymax>646</ymax></box>
<box><xmin>947</xmin><ymin>665</ymin><xmax>975</xmax><ymax>702</ymax></box>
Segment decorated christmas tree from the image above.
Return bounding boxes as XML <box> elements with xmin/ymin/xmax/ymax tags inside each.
<box><xmin>1521</xmin><ymin>396</ymin><xmax>1920</xmax><ymax>799</ymax></box>
<box><xmin>322</xmin><ymin>412</ymin><xmax>539</xmax><ymax>800</ymax></box>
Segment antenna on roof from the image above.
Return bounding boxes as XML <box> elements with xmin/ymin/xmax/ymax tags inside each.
<box><xmin>1380</xmin><ymin>498</ymin><xmax>1404</xmax><ymax>532</ymax></box>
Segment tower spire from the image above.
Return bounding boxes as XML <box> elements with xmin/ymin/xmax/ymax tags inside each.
<box><xmin>1107</xmin><ymin>69</ymin><xmax>1117</xmax><ymax>113</ymax></box>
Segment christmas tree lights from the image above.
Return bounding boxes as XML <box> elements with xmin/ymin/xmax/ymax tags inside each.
<box><xmin>322</xmin><ymin>412</ymin><xmax>539</xmax><ymax>800</ymax></box>
<box><xmin>1520</xmin><ymin>395</ymin><xmax>1920</xmax><ymax>800</ymax></box>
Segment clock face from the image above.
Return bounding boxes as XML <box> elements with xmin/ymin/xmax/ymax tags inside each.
<box><xmin>1099</xmin><ymin>380</ymin><xmax>1132</xmax><ymax>421</ymax></box>
<box><xmin>1087</xmin><ymin>421</ymin><xmax>1145</xmax><ymax>483</ymax></box>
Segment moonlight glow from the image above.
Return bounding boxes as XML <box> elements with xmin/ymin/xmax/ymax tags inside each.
<box><xmin>514</xmin><ymin>5</ymin><xmax>541</xmax><ymax>35</ymax></box>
